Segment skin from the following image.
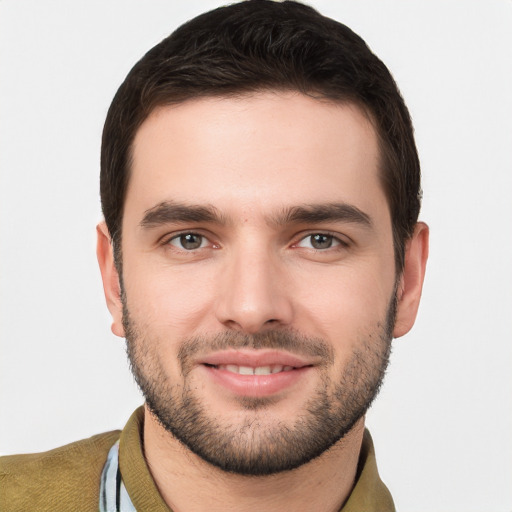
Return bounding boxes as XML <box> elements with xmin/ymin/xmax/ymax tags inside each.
<box><xmin>97</xmin><ymin>91</ymin><xmax>428</xmax><ymax>512</ymax></box>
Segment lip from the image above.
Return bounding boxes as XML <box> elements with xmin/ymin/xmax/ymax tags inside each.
<box><xmin>198</xmin><ymin>349</ymin><xmax>315</xmax><ymax>398</ymax></box>
<box><xmin>200</xmin><ymin>349</ymin><xmax>313</xmax><ymax>368</ymax></box>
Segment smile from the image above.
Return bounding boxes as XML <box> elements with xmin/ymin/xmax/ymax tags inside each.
<box><xmin>197</xmin><ymin>356</ymin><xmax>314</xmax><ymax>397</ymax></box>
<box><xmin>209</xmin><ymin>364</ymin><xmax>296</xmax><ymax>375</ymax></box>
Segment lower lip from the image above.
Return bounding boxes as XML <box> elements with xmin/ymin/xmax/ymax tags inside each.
<box><xmin>200</xmin><ymin>365</ymin><xmax>312</xmax><ymax>397</ymax></box>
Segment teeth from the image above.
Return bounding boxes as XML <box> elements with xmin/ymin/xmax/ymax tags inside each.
<box><xmin>217</xmin><ymin>364</ymin><xmax>294</xmax><ymax>375</ymax></box>
<box><xmin>255</xmin><ymin>366</ymin><xmax>272</xmax><ymax>375</ymax></box>
<box><xmin>238</xmin><ymin>366</ymin><xmax>253</xmax><ymax>375</ymax></box>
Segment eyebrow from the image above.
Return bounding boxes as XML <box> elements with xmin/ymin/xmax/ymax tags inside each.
<box><xmin>139</xmin><ymin>200</ymin><xmax>372</xmax><ymax>230</ymax></box>
<box><xmin>140</xmin><ymin>201</ymin><xmax>225</xmax><ymax>228</ymax></box>
<box><xmin>269</xmin><ymin>203</ymin><xmax>373</xmax><ymax>228</ymax></box>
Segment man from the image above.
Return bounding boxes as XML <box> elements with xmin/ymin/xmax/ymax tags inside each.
<box><xmin>0</xmin><ymin>0</ymin><xmax>428</xmax><ymax>510</ymax></box>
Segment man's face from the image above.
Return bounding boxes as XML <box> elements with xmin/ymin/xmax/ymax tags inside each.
<box><xmin>115</xmin><ymin>92</ymin><xmax>399</xmax><ymax>474</ymax></box>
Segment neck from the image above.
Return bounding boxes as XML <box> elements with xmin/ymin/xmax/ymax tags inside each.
<box><xmin>143</xmin><ymin>406</ymin><xmax>365</xmax><ymax>512</ymax></box>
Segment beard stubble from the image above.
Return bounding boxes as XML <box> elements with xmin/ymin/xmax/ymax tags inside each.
<box><xmin>123</xmin><ymin>296</ymin><xmax>396</xmax><ymax>476</ymax></box>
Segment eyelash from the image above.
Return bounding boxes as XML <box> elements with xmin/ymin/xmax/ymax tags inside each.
<box><xmin>293</xmin><ymin>232</ymin><xmax>349</xmax><ymax>251</ymax></box>
<box><xmin>164</xmin><ymin>231</ymin><xmax>213</xmax><ymax>251</ymax></box>
<box><xmin>162</xmin><ymin>231</ymin><xmax>349</xmax><ymax>253</ymax></box>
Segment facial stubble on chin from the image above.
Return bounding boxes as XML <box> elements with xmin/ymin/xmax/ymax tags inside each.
<box><xmin>122</xmin><ymin>295</ymin><xmax>396</xmax><ymax>476</ymax></box>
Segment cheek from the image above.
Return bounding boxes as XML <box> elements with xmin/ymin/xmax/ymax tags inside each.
<box><xmin>122</xmin><ymin>258</ymin><xmax>217</xmax><ymax>334</ymax></box>
<box><xmin>292</xmin><ymin>262</ymin><xmax>394</xmax><ymax>349</ymax></box>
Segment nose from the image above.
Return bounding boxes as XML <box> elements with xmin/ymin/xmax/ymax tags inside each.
<box><xmin>214</xmin><ymin>245</ymin><xmax>294</xmax><ymax>333</ymax></box>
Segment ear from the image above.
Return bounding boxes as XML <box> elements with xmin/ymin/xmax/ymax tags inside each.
<box><xmin>393</xmin><ymin>222</ymin><xmax>429</xmax><ymax>338</ymax></box>
<box><xmin>96</xmin><ymin>221</ymin><xmax>125</xmax><ymax>338</ymax></box>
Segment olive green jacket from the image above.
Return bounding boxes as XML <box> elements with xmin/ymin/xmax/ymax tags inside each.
<box><xmin>0</xmin><ymin>408</ymin><xmax>395</xmax><ymax>511</ymax></box>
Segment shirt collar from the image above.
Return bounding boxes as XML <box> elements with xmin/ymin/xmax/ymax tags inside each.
<box><xmin>118</xmin><ymin>407</ymin><xmax>395</xmax><ymax>512</ymax></box>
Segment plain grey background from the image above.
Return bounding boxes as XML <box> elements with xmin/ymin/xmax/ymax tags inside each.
<box><xmin>1</xmin><ymin>1</ymin><xmax>511</xmax><ymax>511</ymax></box>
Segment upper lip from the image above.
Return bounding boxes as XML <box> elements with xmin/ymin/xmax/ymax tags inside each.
<box><xmin>200</xmin><ymin>349</ymin><xmax>315</xmax><ymax>369</ymax></box>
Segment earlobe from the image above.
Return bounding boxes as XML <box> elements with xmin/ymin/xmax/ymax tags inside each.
<box><xmin>393</xmin><ymin>222</ymin><xmax>429</xmax><ymax>338</ymax></box>
<box><xmin>96</xmin><ymin>222</ymin><xmax>125</xmax><ymax>338</ymax></box>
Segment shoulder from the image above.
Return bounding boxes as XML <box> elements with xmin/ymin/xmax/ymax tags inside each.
<box><xmin>0</xmin><ymin>429</ymin><xmax>120</xmax><ymax>512</ymax></box>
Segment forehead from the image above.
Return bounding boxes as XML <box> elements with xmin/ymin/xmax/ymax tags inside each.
<box><xmin>126</xmin><ymin>92</ymin><xmax>385</xmax><ymax>222</ymax></box>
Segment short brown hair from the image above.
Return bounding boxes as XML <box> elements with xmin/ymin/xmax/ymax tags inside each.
<box><xmin>101</xmin><ymin>0</ymin><xmax>421</xmax><ymax>272</ymax></box>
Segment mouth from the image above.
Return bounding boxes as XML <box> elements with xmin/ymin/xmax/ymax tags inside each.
<box><xmin>198</xmin><ymin>350</ymin><xmax>315</xmax><ymax>397</ymax></box>
<box><xmin>204</xmin><ymin>363</ymin><xmax>297</xmax><ymax>375</ymax></box>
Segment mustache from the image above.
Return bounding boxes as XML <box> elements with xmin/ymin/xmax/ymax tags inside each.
<box><xmin>178</xmin><ymin>329</ymin><xmax>334</xmax><ymax>373</ymax></box>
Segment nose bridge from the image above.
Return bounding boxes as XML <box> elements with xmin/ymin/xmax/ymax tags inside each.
<box><xmin>215</xmin><ymin>239</ymin><xmax>292</xmax><ymax>333</ymax></box>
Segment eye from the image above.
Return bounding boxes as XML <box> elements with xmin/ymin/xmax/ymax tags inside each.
<box><xmin>168</xmin><ymin>233</ymin><xmax>208</xmax><ymax>250</ymax></box>
<box><xmin>296</xmin><ymin>233</ymin><xmax>341</xmax><ymax>250</ymax></box>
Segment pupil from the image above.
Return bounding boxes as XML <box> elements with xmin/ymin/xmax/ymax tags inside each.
<box><xmin>181</xmin><ymin>234</ymin><xmax>201</xmax><ymax>249</ymax></box>
<box><xmin>312</xmin><ymin>234</ymin><xmax>332</xmax><ymax>249</ymax></box>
